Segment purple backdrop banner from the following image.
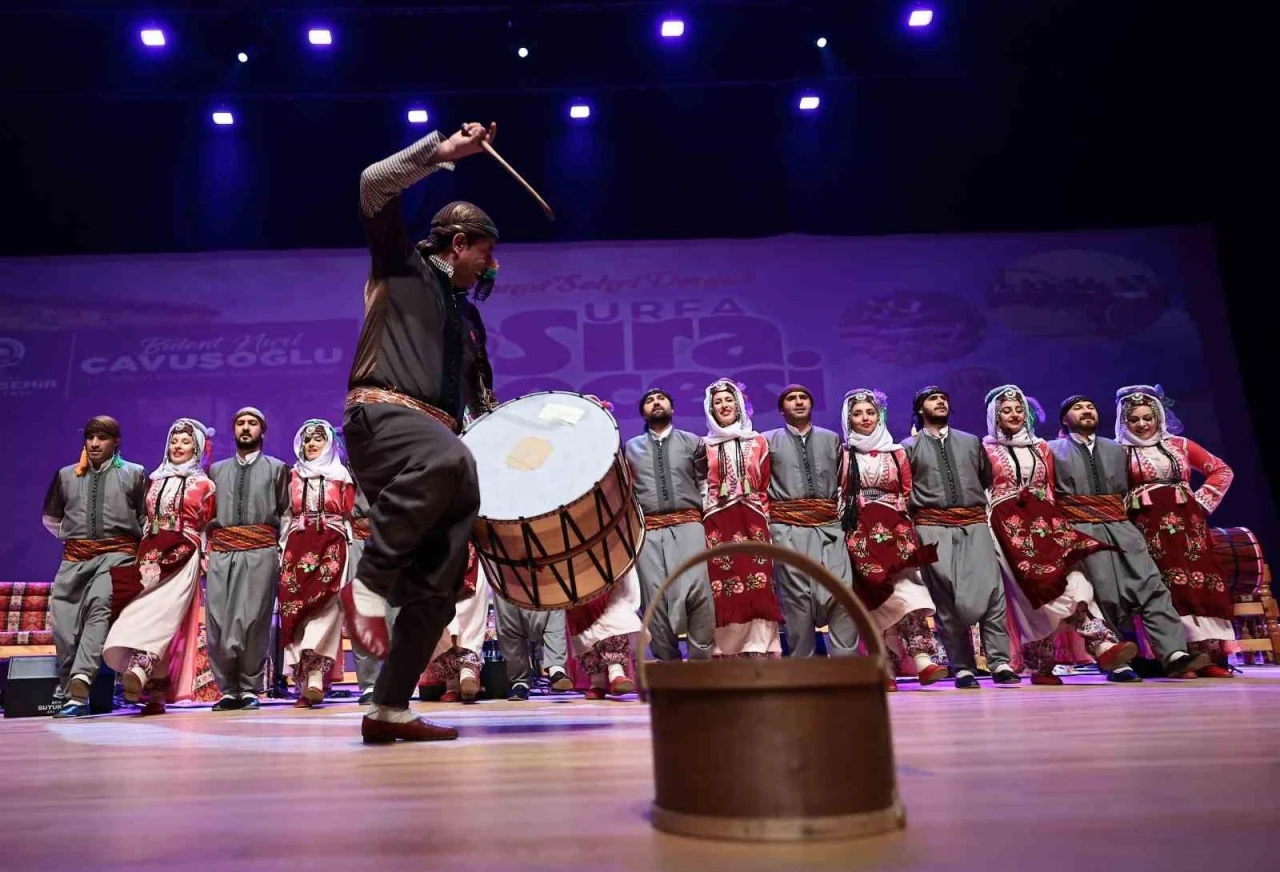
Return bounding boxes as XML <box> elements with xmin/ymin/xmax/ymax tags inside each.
<box><xmin>1</xmin><ymin>227</ymin><xmax>1273</xmax><ymax>579</ymax></box>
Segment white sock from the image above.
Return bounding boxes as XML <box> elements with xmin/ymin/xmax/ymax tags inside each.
<box><xmin>460</xmin><ymin>667</ymin><xmax>478</xmax><ymax>683</ymax></box>
<box><xmin>606</xmin><ymin>663</ymin><xmax>626</xmax><ymax>682</ymax></box>
<box><xmin>548</xmin><ymin>667</ymin><xmax>567</xmax><ymax>678</ymax></box>
<box><xmin>992</xmin><ymin>663</ymin><xmax>1015</xmax><ymax>674</ymax></box>
<box><xmin>1166</xmin><ymin>650</ymin><xmax>1188</xmax><ymax>665</ymax></box>
<box><xmin>239</xmin><ymin>693</ymin><xmax>257</xmax><ymax>701</ymax></box>
<box><xmin>955</xmin><ymin>668</ymin><xmax>975</xmax><ymax>679</ymax></box>
<box><xmin>912</xmin><ymin>653</ymin><xmax>933</xmax><ymax>671</ymax></box>
<box><xmin>349</xmin><ymin>577</ymin><xmax>388</xmax><ymax>617</ymax></box>
<box><xmin>306</xmin><ymin>671</ymin><xmax>324</xmax><ymax>692</ymax></box>
<box><xmin>367</xmin><ymin>705</ymin><xmax>419</xmax><ymax>724</ymax></box>
<box><xmin>218</xmin><ymin>694</ymin><xmax>236</xmax><ymax>702</ymax></box>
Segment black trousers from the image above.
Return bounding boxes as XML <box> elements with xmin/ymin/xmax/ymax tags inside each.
<box><xmin>343</xmin><ymin>402</ymin><xmax>480</xmax><ymax>708</ymax></box>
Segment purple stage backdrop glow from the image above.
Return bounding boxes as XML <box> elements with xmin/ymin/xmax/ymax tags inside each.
<box><xmin>1</xmin><ymin>227</ymin><xmax>1272</xmax><ymax>578</ymax></box>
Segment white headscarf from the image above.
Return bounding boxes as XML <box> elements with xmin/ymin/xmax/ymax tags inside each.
<box><xmin>292</xmin><ymin>419</ymin><xmax>353</xmax><ymax>483</ymax></box>
<box><xmin>150</xmin><ymin>418</ymin><xmax>213</xmax><ymax>481</ymax></box>
<box><xmin>703</xmin><ymin>379</ymin><xmax>753</xmax><ymax>445</ymax></box>
<box><xmin>984</xmin><ymin>384</ymin><xmax>1044</xmax><ymax>447</ymax></box>
<box><xmin>1115</xmin><ymin>384</ymin><xmax>1182</xmax><ymax>448</ymax></box>
<box><xmin>840</xmin><ymin>388</ymin><xmax>901</xmax><ymax>454</ymax></box>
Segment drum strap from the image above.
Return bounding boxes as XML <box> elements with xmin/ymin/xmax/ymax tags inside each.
<box><xmin>345</xmin><ymin>387</ymin><xmax>459</xmax><ymax>434</ymax></box>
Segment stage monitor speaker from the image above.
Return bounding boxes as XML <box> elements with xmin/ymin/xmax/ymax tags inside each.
<box><xmin>2</xmin><ymin>655</ymin><xmax>59</xmax><ymax>718</ymax></box>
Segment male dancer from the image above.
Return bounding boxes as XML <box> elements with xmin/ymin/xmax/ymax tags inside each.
<box><xmin>340</xmin><ymin>121</ymin><xmax>498</xmax><ymax>743</ymax></box>
<box><xmin>1050</xmin><ymin>395</ymin><xmax>1211</xmax><ymax>680</ymax></box>
<box><xmin>765</xmin><ymin>385</ymin><xmax>860</xmax><ymax>657</ymax></box>
<box><xmin>624</xmin><ymin>388</ymin><xmax>715</xmax><ymax>660</ymax></box>
<box><xmin>495</xmin><ymin>596</ymin><xmax>572</xmax><ymax>700</ymax></box>
<box><xmin>204</xmin><ymin>407</ymin><xmax>289</xmax><ymax>711</ymax></box>
<box><xmin>902</xmin><ymin>386</ymin><xmax>1018</xmax><ymax>688</ymax></box>
<box><xmin>41</xmin><ymin>416</ymin><xmax>147</xmax><ymax>718</ymax></box>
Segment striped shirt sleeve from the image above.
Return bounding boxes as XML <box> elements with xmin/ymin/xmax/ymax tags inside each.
<box><xmin>359</xmin><ymin>130</ymin><xmax>456</xmax><ymax>277</ymax></box>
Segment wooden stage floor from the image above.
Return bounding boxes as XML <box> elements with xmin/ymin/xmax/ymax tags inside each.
<box><xmin>2</xmin><ymin>669</ymin><xmax>1279</xmax><ymax>872</ymax></box>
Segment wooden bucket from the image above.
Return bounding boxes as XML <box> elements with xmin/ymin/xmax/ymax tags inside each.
<box><xmin>640</xmin><ymin>541</ymin><xmax>904</xmax><ymax>842</ymax></box>
<box><xmin>1210</xmin><ymin>526</ymin><xmax>1264</xmax><ymax>598</ymax></box>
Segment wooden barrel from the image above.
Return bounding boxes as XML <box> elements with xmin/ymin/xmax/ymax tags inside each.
<box><xmin>641</xmin><ymin>541</ymin><xmax>905</xmax><ymax>842</ymax></box>
<box><xmin>1211</xmin><ymin>526</ymin><xmax>1264</xmax><ymax>598</ymax></box>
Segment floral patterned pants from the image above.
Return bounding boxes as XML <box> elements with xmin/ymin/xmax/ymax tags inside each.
<box><xmin>424</xmin><ymin>647</ymin><xmax>482</xmax><ymax>688</ymax></box>
<box><xmin>291</xmin><ymin>650</ymin><xmax>336</xmax><ymax>687</ymax></box>
<box><xmin>1188</xmin><ymin>638</ymin><xmax>1227</xmax><ymax>659</ymax></box>
<box><xmin>1022</xmin><ymin>603</ymin><xmax>1119</xmax><ymax>674</ymax></box>
<box><xmin>885</xmin><ymin>610</ymin><xmax>944</xmax><ymax>673</ymax></box>
<box><xmin>578</xmin><ymin>634</ymin><xmax>631</xmax><ymax>674</ymax></box>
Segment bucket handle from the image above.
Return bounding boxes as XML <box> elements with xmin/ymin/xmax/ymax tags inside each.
<box><xmin>638</xmin><ymin>540</ymin><xmax>886</xmax><ymax>692</ymax></box>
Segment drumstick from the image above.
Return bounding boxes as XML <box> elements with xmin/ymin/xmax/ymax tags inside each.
<box><xmin>481</xmin><ymin>140</ymin><xmax>556</xmax><ymax>221</ymax></box>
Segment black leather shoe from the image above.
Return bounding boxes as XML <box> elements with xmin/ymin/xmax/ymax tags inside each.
<box><xmin>359</xmin><ymin>689</ymin><xmax>375</xmax><ymax>706</ymax></box>
<box><xmin>955</xmin><ymin>673</ymin><xmax>981</xmax><ymax>689</ymax></box>
<box><xmin>507</xmin><ymin>683</ymin><xmax>530</xmax><ymax>701</ymax></box>
<box><xmin>53</xmin><ymin>700</ymin><xmax>90</xmax><ymax>719</ymax></box>
<box><xmin>1107</xmin><ymin>667</ymin><xmax>1143</xmax><ymax>683</ymax></box>
<box><xmin>239</xmin><ymin>696</ymin><xmax>262</xmax><ymax>710</ymax></box>
<box><xmin>991</xmin><ymin>669</ymin><xmax>1022</xmax><ymax>686</ymax></box>
<box><xmin>212</xmin><ymin>696</ymin><xmax>242</xmax><ymax>712</ymax></box>
<box><xmin>1165</xmin><ymin>652</ymin><xmax>1212</xmax><ymax>675</ymax></box>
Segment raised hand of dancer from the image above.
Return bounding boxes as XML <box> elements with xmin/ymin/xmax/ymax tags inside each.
<box><xmin>436</xmin><ymin>122</ymin><xmax>497</xmax><ymax>163</ymax></box>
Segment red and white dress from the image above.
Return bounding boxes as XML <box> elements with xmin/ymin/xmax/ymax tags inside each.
<box><xmin>698</xmin><ymin>432</ymin><xmax>783</xmax><ymax>657</ymax></box>
<box><xmin>279</xmin><ymin>471</ymin><xmax>356</xmax><ymax>683</ymax></box>
<box><xmin>984</xmin><ymin>437</ymin><xmax>1121</xmax><ymax>673</ymax></box>
<box><xmin>1125</xmin><ymin>436</ymin><xmax>1236</xmax><ymax>650</ymax></box>
<box><xmin>104</xmin><ymin>469</ymin><xmax>216</xmax><ymax>702</ymax></box>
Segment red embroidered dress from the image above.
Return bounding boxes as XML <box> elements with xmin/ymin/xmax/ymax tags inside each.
<box><xmin>111</xmin><ymin>475</ymin><xmax>215</xmax><ymax>620</ymax></box>
<box><xmin>837</xmin><ymin>449</ymin><xmax>934</xmax><ymax>611</ymax></box>
<box><xmin>1125</xmin><ymin>437</ymin><xmax>1234</xmax><ymax>621</ymax></box>
<box><xmin>699</xmin><ymin>434</ymin><xmax>783</xmax><ymax>627</ymax></box>
<box><xmin>983</xmin><ymin>441</ymin><xmax>1109</xmax><ymax>609</ymax></box>
<box><xmin>279</xmin><ymin>473</ymin><xmax>356</xmax><ymax>644</ymax></box>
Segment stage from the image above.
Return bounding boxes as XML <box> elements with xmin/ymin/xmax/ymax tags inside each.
<box><xmin>2</xmin><ymin>669</ymin><xmax>1278</xmax><ymax>872</ymax></box>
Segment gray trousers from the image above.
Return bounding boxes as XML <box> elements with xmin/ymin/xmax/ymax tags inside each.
<box><xmin>50</xmin><ymin>553</ymin><xmax>130</xmax><ymax>689</ymax></box>
<box><xmin>634</xmin><ymin>522</ymin><xmax>715</xmax><ymax>661</ymax></box>
<box><xmin>1074</xmin><ymin>520</ymin><xmax>1188</xmax><ymax>661</ymax></box>
<box><xmin>916</xmin><ymin>522</ymin><xmax>1011</xmax><ymax>672</ymax></box>
<box><xmin>494</xmin><ymin>595</ymin><xmax>568</xmax><ymax>684</ymax></box>
<box><xmin>205</xmin><ymin>547</ymin><xmax>279</xmax><ymax>696</ymax></box>
<box><xmin>769</xmin><ymin>522</ymin><xmax>860</xmax><ymax>657</ymax></box>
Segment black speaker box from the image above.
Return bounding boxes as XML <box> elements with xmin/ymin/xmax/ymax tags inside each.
<box><xmin>2</xmin><ymin>655</ymin><xmax>59</xmax><ymax>718</ymax></box>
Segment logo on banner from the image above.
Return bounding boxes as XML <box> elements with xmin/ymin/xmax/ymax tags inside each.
<box><xmin>987</xmin><ymin>250</ymin><xmax>1168</xmax><ymax>339</ymax></box>
<box><xmin>0</xmin><ymin>337</ymin><xmax>24</xmax><ymax>368</ymax></box>
<box><xmin>489</xmin><ymin>297</ymin><xmax>829</xmax><ymax>416</ymax></box>
<box><xmin>838</xmin><ymin>292</ymin><xmax>987</xmax><ymax>365</ymax></box>
<box><xmin>0</xmin><ymin>335</ymin><xmax>62</xmax><ymax>398</ymax></box>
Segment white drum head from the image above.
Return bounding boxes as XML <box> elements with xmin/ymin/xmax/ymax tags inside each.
<box><xmin>462</xmin><ymin>392</ymin><xmax>621</xmax><ymax>520</ymax></box>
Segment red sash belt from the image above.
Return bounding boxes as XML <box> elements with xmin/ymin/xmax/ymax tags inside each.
<box><xmin>644</xmin><ymin>508</ymin><xmax>702</xmax><ymax>531</ymax></box>
<box><xmin>770</xmin><ymin>498</ymin><xmax>839</xmax><ymax>527</ymax></box>
<box><xmin>914</xmin><ymin>505</ymin><xmax>986</xmax><ymax>527</ymax></box>
<box><xmin>1057</xmin><ymin>494</ymin><xmax>1127</xmax><ymax>524</ymax></box>
<box><xmin>346</xmin><ymin>387</ymin><xmax>459</xmax><ymax>434</ymax></box>
<box><xmin>208</xmin><ymin>524</ymin><xmax>277</xmax><ymax>552</ymax></box>
<box><xmin>62</xmin><ymin>536</ymin><xmax>139</xmax><ymax>562</ymax></box>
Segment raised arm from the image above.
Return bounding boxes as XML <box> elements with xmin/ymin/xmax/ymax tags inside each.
<box><xmin>359</xmin><ymin>122</ymin><xmax>496</xmax><ymax>278</ymax></box>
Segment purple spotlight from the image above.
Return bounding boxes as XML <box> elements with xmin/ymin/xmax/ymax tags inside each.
<box><xmin>212</xmin><ymin>111</ymin><xmax>235</xmax><ymax>126</ymax></box>
<box><xmin>661</xmin><ymin>19</ymin><xmax>685</xmax><ymax>38</ymax></box>
<box><xmin>798</xmin><ymin>95</ymin><xmax>820</xmax><ymax>111</ymax></box>
<box><xmin>569</xmin><ymin>103</ymin><xmax>591</xmax><ymax>120</ymax></box>
<box><xmin>407</xmin><ymin>109</ymin><xmax>429</xmax><ymax>124</ymax></box>
<box><xmin>140</xmin><ymin>29</ymin><xmax>165</xmax><ymax>47</ymax></box>
<box><xmin>908</xmin><ymin>9</ymin><xmax>934</xmax><ymax>27</ymax></box>
<box><xmin>308</xmin><ymin>29</ymin><xmax>333</xmax><ymax>46</ymax></box>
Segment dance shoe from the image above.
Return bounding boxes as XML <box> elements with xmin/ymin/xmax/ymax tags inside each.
<box><xmin>122</xmin><ymin>666</ymin><xmax>147</xmax><ymax>703</ymax></box>
<box><xmin>294</xmin><ymin>696</ymin><xmax>317</xmax><ymax>709</ymax></box>
<box><xmin>583</xmin><ymin>687</ymin><xmax>608</xmax><ymax>700</ymax></box>
<box><xmin>608</xmin><ymin>675</ymin><xmax>636</xmax><ymax>696</ymax></box>
<box><xmin>53</xmin><ymin>701</ymin><xmax>90</xmax><ymax>719</ymax></box>
<box><xmin>358</xmin><ymin>689</ymin><xmax>375</xmax><ymax>706</ymax></box>
<box><xmin>440</xmin><ymin>690</ymin><xmax>461</xmax><ymax>703</ymax></box>
<box><xmin>884</xmin><ymin>677</ymin><xmax>899</xmax><ymax>692</ymax></box>
<box><xmin>1096</xmin><ymin>641</ymin><xmax>1139</xmax><ymax>674</ymax></box>
<box><xmin>212</xmin><ymin>695</ymin><xmax>242</xmax><ymax>712</ymax></box>
<box><xmin>1106</xmin><ymin>667</ymin><xmax>1143</xmax><ymax>683</ymax></box>
<box><xmin>1197</xmin><ymin>664</ymin><xmax>1234</xmax><ymax>678</ymax></box>
<box><xmin>917</xmin><ymin>663</ymin><xmax>949</xmax><ymax>686</ymax></box>
<box><xmin>139</xmin><ymin>698</ymin><xmax>166</xmax><ymax>716</ymax></box>
<box><xmin>239</xmin><ymin>696</ymin><xmax>262</xmax><ymax>710</ymax></box>
<box><xmin>507</xmin><ymin>683</ymin><xmax>530</xmax><ymax>701</ymax></box>
<box><xmin>1165</xmin><ymin>652</ymin><xmax>1211</xmax><ymax>675</ymax></box>
<box><xmin>548</xmin><ymin>669</ymin><xmax>574</xmax><ymax>692</ymax></box>
<box><xmin>954</xmin><ymin>673</ymin><xmax>981</xmax><ymax>690</ymax></box>
<box><xmin>1031</xmin><ymin>674</ymin><xmax>1064</xmax><ymax>686</ymax></box>
<box><xmin>362</xmin><ymin>715</ymin><xmax>459</xmax><ymax>744</ymax></box>
<box><xmin>991</xmin><ymin>668</ymin><xmax>1023</xmax><ymax>686</ymax></box>
<box><xmin>340</xmin><ymin>579</ymin><xmax>390</xmax><ymax>660</ymax></box>
<box><xmin>459</xmin><ymin>669</ymin><xmax>481</xmax><ymax>702</ymax></box>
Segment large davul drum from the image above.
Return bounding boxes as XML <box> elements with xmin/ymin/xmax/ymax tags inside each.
<box><xmin>461</xmin><ymin>391</ymin><xmax>645</xmax><ymax>610</ymax></box>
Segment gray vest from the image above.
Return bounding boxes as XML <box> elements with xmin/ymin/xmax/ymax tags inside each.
<box><xmin>902</xmin><ymin>428</ymin><xmax>991</xmax><ymax>511</ymax></box>
<box><xmin>207</xmin><ymin>454</ymin><xmax>289</xmax><ymax>531</ymax></box>
<box><xmin>42</xmin><ymin>461</ymin><xmax>147</xmax><ymax>540</ymax></box>
<box><xmin>765</xmin><ymin>426</ymin><xmax>842</xmax><ymax>500</ymax></box>
<box><xmin>625</xmin><ymin>428</ymin><xmax>703</xmax><ymax>515</ymax></box>
<box><xmin>1048</xmin><ymin>435</ymin><xmax>1130</xmax><ymax>497</ymax></box>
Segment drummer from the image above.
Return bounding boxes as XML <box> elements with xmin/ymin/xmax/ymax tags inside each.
<box><xmin>625</xmin><ymin>388</ymin><xmax>716</xmax><ymax>661</ymax></box>
<box><xmin>341</xmin><ymin>121</ymin><xmax>499</xmax><ymax>744</ymax></box>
